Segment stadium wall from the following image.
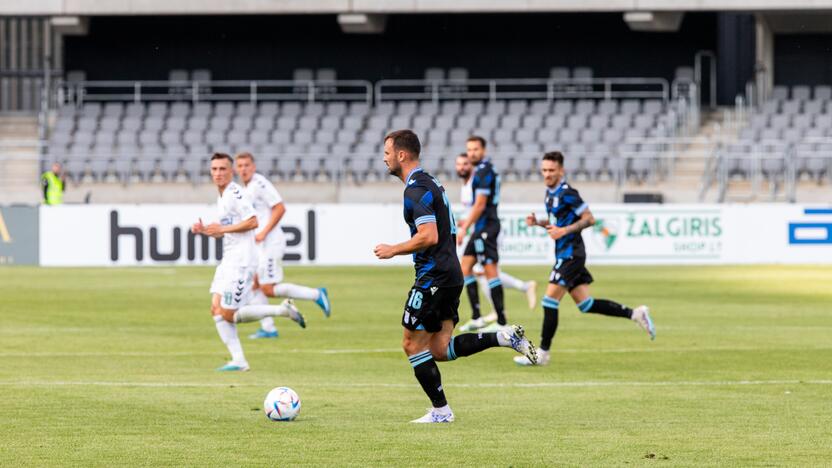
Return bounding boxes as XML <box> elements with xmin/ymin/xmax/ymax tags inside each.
<box><xmin>35</xmin><ymin>203</ymin><xmax>832</xmax><ymax>267</ymax></box>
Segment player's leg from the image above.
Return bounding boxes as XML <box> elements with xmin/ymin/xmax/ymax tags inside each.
<box><xmin>570</xmin><ymin>284</ymin><xmax>655</xmax><ymax>340</ymax></box>
<box><xmin>458</xmin><ymin>252</ymin><xmax>483</xmax><ymax>331</ymax></box>
<box><xmin>431</xmin><ymin>286</ymin><xmax>537</xmax><ymax>364</ymax></box>
<box><xmin>515</xmin><ymin>280</ymin><xmax>565</xmax><ymax>367</ymax></box>
<box><xmin>473</xmin><ymin>264</ymin><xmax>498</xmax><ymax>323</ymax></box>
<box><xmin>227</xmin><ymin>266</ymin><xmax>306</xmax><ymax>328</ymax></box>
<box><xmin>499</xmin><ymin>270</ymin><xmax>538</xmax><ymax>310</ymax></box>
<box><xmin>211</xmin><ymin>293</ymin><xmax>249</xmax><ymax>371</ymax></box>
<box><xmin>250</xmin><ymin>271</ymin><xmax>279</xmax><ymax>339</ymax></box>
<box><xmin>258</xmin><ymin>248</ymin><xmax>331</xmax><ymax>317</ymax></box>
<box><xmin>482</xmin><ymin>262</ymin><xmax>507</xmax><ymax>326</ymax></box>
<box><xmin>400</xmin><ymin>287</ymin><xmax>453</xmax><ymax>423</ymax></box>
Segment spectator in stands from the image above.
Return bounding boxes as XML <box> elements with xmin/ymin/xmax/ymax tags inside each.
<box><xmin>41</xmin><ymin>162</ymin><xmax>65</xmax><ymax>205</ymax></box>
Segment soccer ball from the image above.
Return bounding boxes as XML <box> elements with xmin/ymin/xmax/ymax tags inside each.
<box><xmin>263</xmin><ymin>387</ymin><xmax>301</xmax><ymax>421</ymax></box>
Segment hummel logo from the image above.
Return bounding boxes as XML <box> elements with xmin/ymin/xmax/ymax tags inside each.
<box><xmin>408</xmin><ymin>179</ymin><xmax>416</xmax><ymax>185</ymax></box>
<box><xmin>411</xmin><ymin>315</ymin><xmax>417</xmax><ymax>324</ymax></box>
<box><xmin>430</xmin><ymin>287</ymin><xmax>439</xmax><ymax>294</ymax></box>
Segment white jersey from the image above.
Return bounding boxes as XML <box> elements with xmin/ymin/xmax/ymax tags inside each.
<box><xmin>243</xmin><ymin>173</ymin><xmax>286</xmax><ymax>249</ymax></box>
<box><xmin>216</xmin><ymin>181</ymin><xmax>257</xmax><ymax>267</ymax></box>
<box><xmin>460</xmin><ymin>175</ymin><xmax>474</xmax><ymax>218</ymax></box>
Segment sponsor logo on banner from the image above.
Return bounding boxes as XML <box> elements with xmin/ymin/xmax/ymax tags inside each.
<box><xmin>788</xmin><ymin>208</ymin><xmax>832</xmax><ymax>245</ymax></box>
<box><xmin>109</xmin><ymin>209</ymin><xmax>316</xmax><ymax>264</ymax></box>
<box><xmin>591</xmin><ymin>209</ymin><xmax>724</xmax><ymax>259</ymax></box>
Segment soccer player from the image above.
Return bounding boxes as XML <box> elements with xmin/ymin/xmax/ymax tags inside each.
<box><xmin>454</xmin><ymin>153</ymin><xmax>537</xmax><ymax>331</ymax></box>
<box><xmin>234</xmin><ymin>152</ymin><xmax>332</xmax><ymax>340</ymax></box>
<box><xmin>192</xmin><ymin>153</ymin><xmax>306</xmax><ymax>372</ymax></box>
<box><xmin>456</xmin><ymin>136</ymin><xmax>508</xmax><ymax>331</ymax></box>
<box><xmin>514</xmin><ymin>151</ymin><xmax>655</xmax><ymax>367</ymax></box>
<box><xmin>374</xmin><ymin>130</ymin><xmax>537</xmax><ymax>423</ymax></box>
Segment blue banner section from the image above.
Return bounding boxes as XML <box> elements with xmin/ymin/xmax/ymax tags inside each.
<box><xmin>788</xmin><ymin>208</ymin><xmax>832</xmax><ymax>245</ymax></box>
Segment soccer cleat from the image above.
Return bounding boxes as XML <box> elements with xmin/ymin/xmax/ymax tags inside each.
<box><xmin>501</xmin><ymin>325</ymin><xmax>538</xmax><ymax>365</ymax></box>
<box><xmin>216</xmin><ymin>361</ymin><xmax>250</xmax><ymax>372</ymax></box>
<box><xmin>482</xmin><ymin>312</ymin><xmax>499</xmax><ymax>324</ymax></box>
<box><xmin>283</xmin><ymin>299</ymin><xmax>306</xmax><ymax>329</ymax></box>
<box><xmin>315</xmin><ymin>288</ymin><xmax>331</xmax><ymax>318</ymax></box>
<box><xmin>525</xmin><ymin>281</ymin><xmax>538</xmax><ymax>310</ymax></box>
<box><xmin>632</xmin><ymin>305</ymin><xmax>656</xmax><ymax>340</ymax></box>
<box><xmin>248</xmin><ymin>328</ymin><xmax>279</xmax><ymax>339</ymax></box>
<box><xmin>410</xmin><ymin>408</ymin><xmax>455</xmax><ymax>423</ymax></box>
<box><xmin>514</xmin><ymin>349</ymin><xmax>550</xmax><ymax>366</ymax></box>
<box><xmin>459</xmin><ymin>317</ymin><xmax>486</xmax><ymax>332</ymax></box>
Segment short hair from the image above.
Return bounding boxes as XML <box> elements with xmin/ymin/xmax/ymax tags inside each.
<box><xmin>456</xmin><ymin>152</ymin><xmax>468</xmax><ymax>159</ymax></box>
<box><xmin>385</xmin><ymin>129</ymin><xmax>421</xmax><ymax>158</ymax></box>
<box><xmin>211</xmin><ymin>152</ymin><xmax>233</xmax><ymax>164</ymax></box>
<box><xmin>466</xmin><ymin>135</ymin><xmax>487</xmax><ymax>148</ymax></box>
<box><xmin>235</xmin><ymin>152</ymin><xmax>254</xmax><ymax>162</ymax></box>
<box><xmin>542</xmin><ymin>151</ymin><xmax>565</xmax><ymax>166</ymax></box>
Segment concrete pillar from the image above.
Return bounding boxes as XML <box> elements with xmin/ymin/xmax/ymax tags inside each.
<box><xmin>755</xmin><ymin>13</ymin><xmax>774</xmax><ymax>104</ymax></box>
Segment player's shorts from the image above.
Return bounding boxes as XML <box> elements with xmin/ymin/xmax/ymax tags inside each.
<box><xmin>401</xmin><ymin>285</ymin><xmax>463</xmax><ymax>333</ymax></box>
<box><xmin>256</xmin><ymin>242</ymin><xmax>285</xmax><ymax>285</ymax></box>
<box><xmin>463</xmin><ymin>226</ymin><xmax>500</xmax><ymax>265</ymax></box>
<box><xmin>549</xmin><ymin>256</ymin><xmax>594</xmax><ymax>292</ymax></box>
<box><xmin>210</xmin><ymin>263</ymin><xmax>255</xmax><ymax>310</ymax></box>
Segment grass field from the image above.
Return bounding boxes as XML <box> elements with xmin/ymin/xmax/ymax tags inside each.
<box><xmin>1</xmin><ymin>265</ymin><xmax>831</xmax><ymax>467</ymax></box>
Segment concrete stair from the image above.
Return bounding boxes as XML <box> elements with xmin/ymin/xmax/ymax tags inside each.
<box><xmin>0</xmin><ymin>116</ymin><xmax>42</xmax><ymax>205</ymax></box>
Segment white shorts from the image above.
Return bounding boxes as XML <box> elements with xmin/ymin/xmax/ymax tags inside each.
<box><xmin>210</xmin><ymin>263</ymin><xmax>255</xmax><ymax>310</ymax></box>
<box><xmin>256</xmin><ymin>242</ymin><xmax>285</xmax><ymax>285</ymax></box>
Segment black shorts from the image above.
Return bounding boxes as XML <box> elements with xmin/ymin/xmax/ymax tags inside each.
<box><xmin>549</xmin><ymin>256</ymin><xmax>594</xmax><ymax>291</ymax></box>
<box><xmin>401</xmin><ymin>285</ymin><xmax>462</xmax><ymax>333</ymax></box>
<box><xmin>463</xmin><ymin>227</ymin><xmax>500</xmax><ymax>265</ymax></box>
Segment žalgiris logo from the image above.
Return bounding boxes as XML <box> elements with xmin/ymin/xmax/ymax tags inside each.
<box><xmin>591</xmin><ymin>210</ymin><xmax>723</xmax><ymax>257</ymax></box>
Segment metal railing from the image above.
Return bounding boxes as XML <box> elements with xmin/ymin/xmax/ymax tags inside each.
<box><xmin>375</xmin><ymin>78</ymin><xmax>671</xmax><ymax>103</ymax></box>
<box><xmin>56</xmin><ymin>79</ymin><xmax>374</xmax><ymax>106</ymax></box>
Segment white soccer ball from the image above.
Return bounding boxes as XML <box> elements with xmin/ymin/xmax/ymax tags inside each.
<box><xmin>263</xmin><ymin>387</ymin><xmax>301</xmax><ymax>421</ymax></box>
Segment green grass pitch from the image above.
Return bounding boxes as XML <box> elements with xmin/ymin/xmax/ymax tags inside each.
<box><xmin>1</xmin><ymin>265</ymin><xmax>831</xmax><ymax>466</ymax></box>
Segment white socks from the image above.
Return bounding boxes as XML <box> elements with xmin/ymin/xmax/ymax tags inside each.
<box><xmin>274</xmin><ymin>283</ymin><xmax>320</xmax><ymax>301</ymax></box>
<box><xmin>433</xmin><ymin>404</ymin><xmax>452</xmax><ymax>415</ymax></box>
<box><xmin>251</xmin><ymin>290</ymin><xmax>278</xmax><ymax>332</ymax></box>
<box><xmin>476</xmin><ymin>276</ymin><xmax>493</xmax><ymax>308</ymax></box>
<box><xmin>495</xmin><ymin>329</ymin><xmax>511</xmax><ymax>347</ymax></box>
<box><xmin>234</xmin><ymin>303</ymin><xmax>291</xmax><ymax>323</ymax></box>
<box><xmin>214</xmin><ymin>315</ymin><xmax>246</xmax><ymax>364</ymax></box>
<box><xmin>499</xmin><ymin>272</ymin><xmax>528</xmax><ymax>291</ymax></box>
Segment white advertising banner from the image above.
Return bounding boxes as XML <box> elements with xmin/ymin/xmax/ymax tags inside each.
<box><xmin>39</xmin><ymin>203</ymin><xmax>832</xmax><ymax>266</ymax></box>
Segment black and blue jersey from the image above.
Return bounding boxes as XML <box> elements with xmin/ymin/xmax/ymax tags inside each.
<box><xmin>545</xmin><ymin>178</ymin><xmax>589</xmax><ymax>260</ymax></box>
<box><xmin>403</xmin><ymin>167</ymin><xmax>464</xmax><ymax>289</ymax></box>
<box><xmin>470</xmin><ymin>159</ymin><xmax>501</xmax><ymax>232</ymax></box>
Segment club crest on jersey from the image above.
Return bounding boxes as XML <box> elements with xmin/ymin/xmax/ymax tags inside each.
<box><xmin>220</xmin><ymin>216</ymin><xmax>232</xmax><ymax>226</ymax></box>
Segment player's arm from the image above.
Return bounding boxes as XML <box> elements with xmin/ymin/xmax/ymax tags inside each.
<box><xmin>374</xmin><ymin>222</ymin><xmax>438</xmax><ymax>259</ymax></box>
<box><xmin>526</xmin><ymin>212</ymin><xmax>550</xmax><ymax>228</ymax></box>
<box><xmin>202</xmin><ymin>215</ymin><xmax>258</xmax><ymax>238</ymax></box>
<box><xmin>256</xmin><ymin>202</ymin><xmax>285</xmax><ymax>243</ymax></box>
<box><xmin>546</xmin><ymin>207</ymin><xmax>594</xmax><ymax>240</ymax></box>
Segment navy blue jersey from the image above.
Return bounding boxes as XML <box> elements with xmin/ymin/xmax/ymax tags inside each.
<box><xmin>545</xmin><ymin>179</ymin><xmax>589</xmax><ymax>260</ymax></box>
<box><xmin>470</xmin><ymin>159</ymin><xmax>501</xmax><ymax>232</ymax></box>
<box><xmin>403</xmin><ymin>168</ymin><xmax>464</xmax><ymax>289</ymax></box>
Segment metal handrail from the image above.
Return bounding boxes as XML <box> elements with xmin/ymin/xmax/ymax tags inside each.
<box><xmin>375</xmin><ymin>77</ymin><xmax>670</xmax><ymax>103</ymax></box>
<box><xmin>56</xmin><ymin>79</ymin><xmax>374</xmax><ymax>105</ymax></box>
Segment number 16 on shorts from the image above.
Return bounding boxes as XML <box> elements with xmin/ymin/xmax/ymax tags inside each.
<box><xmin>402</xmin><ymin>288</ymin><xmax>425</xmax><ymax>330</ymax></box>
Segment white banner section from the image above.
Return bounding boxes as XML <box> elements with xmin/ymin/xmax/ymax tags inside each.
<box><xmin>39</xmin><ymin>204</ymin><xmax>832</xmax><ymax>266</ymax></box>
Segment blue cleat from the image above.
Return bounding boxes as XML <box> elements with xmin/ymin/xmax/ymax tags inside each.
<box><xmin>315</xmin><ymin>288</ymin><xmax>331</xmax><ymax>317</ymax></box>
<box><xmin>216</xmin><ymin>362</ymin><xmax>250</xmax><ymax>372</ymax></box>
<box><xmin>249</xmin><ymin>328</ymin><xmax>279</xmax><ymax>339</ymax></box>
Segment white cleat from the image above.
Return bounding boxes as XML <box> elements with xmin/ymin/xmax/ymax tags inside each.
<box><xmin>525</xmin><ymin>281</ymin><xmax>538</xmax><ymax>310</ymax></box>
<box><xmin>459</xmin><ymin>317</ymin><xmax>486</xmax><ymax>332</ymax></box>
<box><xmin>482</xmin><ymin>312</ymin><xmax>499</xmax><ymax>324</ymax></box>
<box><xmin>514</xmin><ymin>349</ymin><xmax>550</xmax><ymax>366</ymax></box>
<box><xmin>282</xmin><ymin>299</ymin><xmax>306</xmax><ymax>329</ymax></box>
<box><xmin>501</xmin><ymin>325</ymin><xmax>538</xmax><ymax>365</ymax></box>
<box><xmin>410</xmin><ymin>408</ymin><xmax>455</xmax><ymax>423</ymax></box>
<box><xmin>632</xmin><ymin>305</ymin><xmax>656</xmax><ymax>340</ymax></box>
